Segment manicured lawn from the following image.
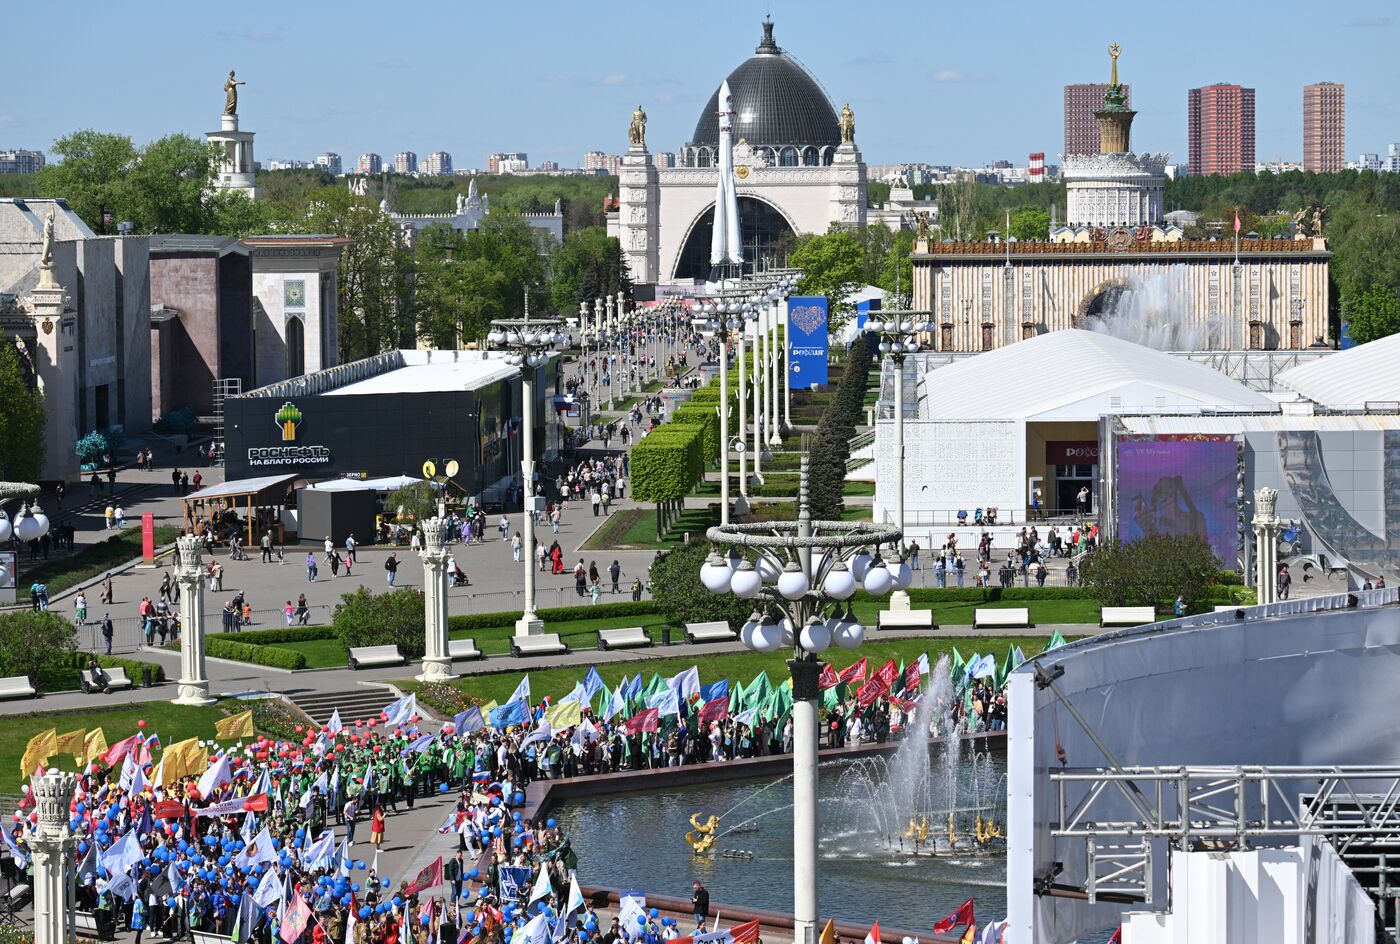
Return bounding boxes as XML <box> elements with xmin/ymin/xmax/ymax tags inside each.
<box><xmin>245</xmin><ymin>613</ymin><xmax>674</xmax><ymax>668</ymax></box>
<box><xmin>848</xmin><ymin>597</ymin><xmax>1102</xmax><ymax>627</ymax></box>
<box><xmin>584</xmin><ymin>506</ymin><xmax>722</xmax><ymax>550</ymax></box>
<box><xmin>0</xmin><ymin>700</ymin><xmax>232</xmax><ymax>787</ymax></box>
<box><xmin>843</xmin><ymin>481</ymin><xmax>876</xmax><ymax>496</ymax></box>
<box><xmin>400</xmin><ymin>634</ymin><xmax>1076</xmax><ymax>709</ymax></box>
<box><xmin>19</xmin><ymin>525</ymin><xmax>183</xmax><ymax>595</ymax></box>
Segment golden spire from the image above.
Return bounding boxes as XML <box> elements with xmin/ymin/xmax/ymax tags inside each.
<box><xmin>1108</xmin><ymin>43</ymin><xmax>1121</xmax><ymax>87</ymax></box>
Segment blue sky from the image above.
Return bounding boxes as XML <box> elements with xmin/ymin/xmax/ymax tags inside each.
<box><xmin>5</xmin><ymin>0</ymin><xmax>1396</xmax><ymax>169</ymax></box>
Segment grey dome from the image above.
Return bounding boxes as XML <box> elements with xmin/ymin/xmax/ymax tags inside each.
<box><xmin>689</xmin><ymin>19</ymin><xmax>839</xmax><ymax>152</ymax></box>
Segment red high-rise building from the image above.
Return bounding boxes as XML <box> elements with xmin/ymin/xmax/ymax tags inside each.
<box><xmin>1187</xmin><ymin>84</ymin><xmax>1256</xmax><ymax>176</ymax></box>
<box><xmin>1303</xmin><ymin>82</ymin><xmax>1345</xmax><ymax>173</ymax></box>
<box><xmin>1064</xmin><ymin>84</ymin><xmax>1130</xmax><ymax>156</ymax></box>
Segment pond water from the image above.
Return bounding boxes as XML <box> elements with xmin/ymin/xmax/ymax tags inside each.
<box><xmin>550</xmin><ymin>746</ymin><xmax>1007</xmax><ymax>930</ymax></box>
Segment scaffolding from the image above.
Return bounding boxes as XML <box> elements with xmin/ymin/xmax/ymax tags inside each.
<box><xmin>211</xmin><ymin>377</ymin><xmax>242</xmax><ymax>451</ymax></box>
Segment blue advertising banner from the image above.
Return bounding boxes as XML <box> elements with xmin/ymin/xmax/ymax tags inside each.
<box><xmin>787</xmin><ymin>296</ymin><xmax>830</xmax><ymax>387</ymax></box>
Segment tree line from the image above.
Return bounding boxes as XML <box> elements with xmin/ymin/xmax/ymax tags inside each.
<box><xmin>1</xmin><ymin>130</ymin><xmax>629</xmax><ymax>363</ymax></box>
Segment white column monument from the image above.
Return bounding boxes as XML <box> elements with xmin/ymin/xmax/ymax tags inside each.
<box><xmin>30</xmin><ymin>770</ymin><xmax>78</xmax><ymax>944</ymax></box>
<box><xmin>173</xmin><ymin>535</ymin><xmax>215</xmax><ymax>706</ymax></box>
<box><xmin>418</xmin><ymin>517</ymin><xmax>456</xmax><ymax>680</ymax></box>
<box><xmin>1253</xmin><ymin>487</ymin><xmax>1280</xmax><ymax>605</ymax></box>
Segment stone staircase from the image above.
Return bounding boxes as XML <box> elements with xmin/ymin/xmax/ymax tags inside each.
<box><xmin>288</xmin><ymin>688</ymin><xmax>402</xmax><ymax>727</ymax></box>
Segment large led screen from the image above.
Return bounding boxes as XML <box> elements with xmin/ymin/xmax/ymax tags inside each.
<box><xmin>1116</xmin><ymin>435</ymin><xmax>1239</xmax><ymax>563</ymax></box>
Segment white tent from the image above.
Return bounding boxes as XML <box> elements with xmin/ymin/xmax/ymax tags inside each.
<box><xmin>1277</xmin><ymin>337</ymin><xmax>1393</xmax><ymax>410</ymax></box>
<box><xmin>306</xmin><ymin>476</ymin><xmax>420</xmax><ymax>493</ymax></box>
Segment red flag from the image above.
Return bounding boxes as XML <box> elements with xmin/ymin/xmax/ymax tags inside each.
<box><xmin>863</xmin><ymin>921</ymin><xmax>880</xmax><ymax>944</ymax></box>
<box><xmin>103</xmin><ymin>733</ymin><xmax>140</xmax><ymax>766</ymax></box>
<box><xmin>856</xmin><ymin>659</ymin><xmax>899</xmax><ymax>706</ymax></box>
<box><xmin>699</xmin><ymin>696</ymin><xmax>729</xmax><ymax>725</ymax></box>
<box><xmin>280</xmin><ymin>891</ymin><xmax>311</xmax><ymax>944</ymax></box>
<box><xmin>818</xmin><ymin>664</ymin><xmax>840</xmax><ymax>691</ymax></box>
<box><xmin>729</xmin><ymin>920</ymin><xmax>761</xmax><ymax>944</ymax></box>
<box><xmin>404</xmin><ymin>855</ymin><xmax>443</xmax><ymax>895</ymax></box>
<box><xmin>1233</xmin><ymin>210</ymin><xmax>1241</xmax><ymax>234</ymax></box>
<box><xmin>839</xmin><ymin>658</ymin><xmax>868</xmax><ymax>685</ymax></box>
<box><xmin>904</xmin><ymin>663</ymin><xmax>921</xmax><ymax>693</ymax></box>
<box><xmin>1107</xmin><ymin>928</ymin><xmax>1122</xmax><ymax>944</ymax></box>
<box><xmin>623</xmin><ymin>708</ymin><xmax>660</xmax><ymax>734</ymax></box>
<box><xmin>932</xmin><ymin>898</ymin><xmax>975</xmax><ymax>935</ymax></box>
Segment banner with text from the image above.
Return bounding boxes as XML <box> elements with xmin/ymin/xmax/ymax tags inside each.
<box><xmin>787</xmin><ymin>296</ymin><xmax>830</xmax><ymax>387</ymax></box>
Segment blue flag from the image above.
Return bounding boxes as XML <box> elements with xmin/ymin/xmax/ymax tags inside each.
<box><xmin>453</xmin><ymin>706</ymin><xmax>485</xmax><ymax>734</ymax></box>
<box><xmin>490</xmin><ymin>700</ymin><xmax>529</xmax><ymax>730</ymax></box>
<box><xmin>581</xmin><ymin>667</ymin><xmax>605</xmax><ymax>700</ymax></box>
<box><xmin>699</xmin><ymin>679</ymin><xmax>729</xmax><ymax>704</ymax></box>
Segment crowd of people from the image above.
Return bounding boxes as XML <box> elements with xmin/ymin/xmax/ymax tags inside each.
<box><xmin>4</xmin><ymin>624</ymin><xmax>1038</xmax><ymax>944</ymax></box>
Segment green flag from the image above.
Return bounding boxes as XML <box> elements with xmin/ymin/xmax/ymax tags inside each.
<box><xmin>1043</xmin><ymin>630</ymin><xmax>1067</xmax><ymax>653</ymax></box>
<box><xmin>950</xmin><ymin>647</ymin><xmax>966</xmax><ymax>689</ymax></box>
<box><xmin>741</xmin><ymin>671</ymin><xmax>772</xmax><ymax>712</ymax></box>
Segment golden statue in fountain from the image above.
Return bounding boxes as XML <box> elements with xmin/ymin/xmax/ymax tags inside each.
<box><xmin>685</xmin><ymin>813</ymin><xmax>721</xmax><ymax>854</ymax></box>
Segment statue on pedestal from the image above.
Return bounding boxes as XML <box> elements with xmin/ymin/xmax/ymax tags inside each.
<box><xmin>914</xmin><ymin>210</ymin><xmax>930</xmax><ymax>241</ymax></box>
<box><xmin>223</xmin><ymin>70</ymin><xmax>246</xmax><ymax>116</ymax></box>
<box><xmin>839</xmin><ymin>103</ymin><xmax>856</xmax><ymax>146</ymax></box>
<box><xmin>628</xmin><ymin>105</ymin><xmax>647</xmax><ymax>148</ymax></box>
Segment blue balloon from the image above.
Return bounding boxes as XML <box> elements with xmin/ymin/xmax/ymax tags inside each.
<box><xmin>77</xmin><ymin>802</ymin><xmax>86</xmax><ymax>814</ymax></box>
<box><xmin>637</xmin><ymin>917</ymin><xmax>647</xmax><ymax>927</ymax></box>
<box><xmin>356</xmin><ymin>860</ymin><xmax>366</xmax><ymax>870</ymax></box>
<box><xmin>78</xmin><ymin>842</ymin><xmax>88</xmax><ymax>854</ymax></box>
<box><xmin>295</xmin><ymin>828</ymin><xmax>306</xmax><ymax>838</ymax></box>
<box><xmin>178</xmin><ymin>840</ymin><xmax>189</xmax><ymax>851</ymax></box>
<box><xmin>352</xmin><ymin>883</ymin><xmax>361</xmax><ymax>893</ymax></box>
<box><xmin>649</xmin><ymin>909</ymin><xmax>659</xmax><ymax>919</ymax></box>
<box><xmin>439</xmin><ymin>784</ymin><xmax>450</xmax><ymax>793</ymax></box>
<box><xmin>382</xmin><ymin>878</ymin><xmax>392</xmax><ymax>889</ymax></box>
<box><xmin>512</xmin><ymin>837</ymin><xmax>522</xmax><ymax>847</ymax></box>
<box><xmin>512</xmin><ymin>812</ymin><xmax>522</xmax><ymax>822</ymax></box>
<box><xmin>546</xmin><ymin>818</ymin><xmax>557</xmax><ymax>829</ymax></box>
<box><xmin>360</xmin><ymin>908</ymin><xmax>372</xmax><ymax>920</ymax></box>
<box><xmin>392</xmin><ymin>897</ymin><xmax>403</xmax><ymax>908</ymax></box>
<box><xmin>514</xmin><ymin>792</ymin><xmax>525</xmax><ymax>804</ymax></box>
<box><xmin>468</xmin><ymin>868</ymin><xmax>479</xmax><ymax>880</ymax></box>
<box><xmin>584</xmin><ymin>920</ymin><xmax>598</xmax><ymax>933</ymax></box>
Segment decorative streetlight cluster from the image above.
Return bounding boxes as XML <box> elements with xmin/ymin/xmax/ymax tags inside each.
<box><xmin>486</xmin><ymin>300</ymin><xmax>566</xmax><ymax>636</ymax></box>
<box><xmin>0</xmin><ymin>484</ymin><xmax>50</xmax><ymax>587</ymax></box>
<box><xmin>689</xmin><ymin>270</ymin><xmax>800</xmax><ymax>521</ymax></box>
<box><xmin>700</xmin><ymin>457</ymin><xmax>905</xmax><ymax>944</ymax></box>
<box><xmin>864</xmin><ymin>311</ymin><xmax>933</xmax><ymax>607</ymax></box>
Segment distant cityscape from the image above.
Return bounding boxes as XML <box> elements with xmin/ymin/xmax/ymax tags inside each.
<box><xmin>4</xmin><ymin>79</ymin><xmax>1398</xmax><ymax>181</ymax></box>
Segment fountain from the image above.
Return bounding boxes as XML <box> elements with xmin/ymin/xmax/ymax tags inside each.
<box><xmin>1085</xmin><ymin>264</ymin><xmax>1225</xmax><ymax>350</ymax></box>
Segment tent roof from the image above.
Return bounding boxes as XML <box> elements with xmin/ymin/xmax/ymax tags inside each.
<box><xmin>917</xmin><ymin>330</ymin><xmax>1273</xmax><ymax>421</ymax></box>
<box><xmin>1277</xmin><ymin>337</ymin><xmax>1397</xmax><ymax>409</ymax></box>
<box><xmin>184</xmin><ymin>474</ymin><xmax>299</xmax><ymax>502</ymax></box>
<box><xmin>307</xmin><ymin>475</ymin><xmax>420</xmax><ymax>492</ymax></box>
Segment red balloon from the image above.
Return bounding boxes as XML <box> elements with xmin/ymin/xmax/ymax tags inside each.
<box><xmin>367</xmin><ymin>719</ymin><xmax>377</xmax><ymax>728</ymax></box>
<box><xmin>295</xmin><ymin>725</ymin><xmax>304</xmax><ymax>733</ymax></box>
<box><xmin>354</xmin><ymin>720</ymin><xmax>363</xmax><ymax>728</ymax></box>
<box><xmin>372</xmin><ymin>745</ymin><xmax>381</xmax><ymax>754</ymax></box>
<box><xmin>137</xmin><ymin>720</ymin><xmax>147</xmax><ymax>729</ymax></box>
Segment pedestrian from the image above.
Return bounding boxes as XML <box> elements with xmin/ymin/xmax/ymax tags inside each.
<box><xmin>370</xmin><ymin>806</ymin><xmax>386</xmax><ymax>847</ymax></box>
<box><xmin>512</xmin><ymin>531</ymin><xmax>523</xmax><ymax>562</ymax></box>
<box><xmin>284</xmin><ymin>600</ymin><xmax>295</xmax><ymax>626</ymax></box>
<box><xmin>691</xmin><ymin>882</ymin><xmax>710</xmax><ymax>932</ymax></box>
<box><xmin>306</xmin><ymin>552</ymin><xmax>318</xmax><ymax>583</ymax></box>
<box><xmin>329</xmin><ymin>552</ymin><xmax>341</xmax><ymax>577</ymax></box>
<box><xmin>210</xmin><ymin>561</ymin><xmax>223</xmax><ymax>592</ymax></box>
<box><xmin>385</xmin><ymin>553</ymin><xmax>398</xmax><ymax>587</ymax></box>
<box><xmin>589</xmin><ymin>579</ymin><xmax>602</xmax><ymax>605</ymax></box>
<box><xmin>551</xmin><ymin>507</ymin><xmax>561</xmax><ymax>533</ymax></box>
<box><xmin>498</xmin><ymin>516</ymin><xmax>510</xmax><ymax>542</ymax></box>
<box><xmin>179</xmin><ymin>471</ymin><xmax>189</xmax><ymax>493</ymax></box>
<box><xmin>631</xmin><ymin>577</ymin><xmax>643</xmax><ymax>602</ymax></box>
<box><xmin>1076</xmin><ymin>485</ymin><xmax>1089</xmax><ymax>517</ymax></box>
<box><xmin>324</xmin><ymin>536</ymin><xmax>335</xmax><ymax>566</ymax></box>
<box><xmin>192</xmin><ymin>470</ymin><xmax>202</xmax><ymax>491</ymax></box>
<box><xmin>609</xmin><ymin>560</ymin><xmax>622</xmax><ymax>595</ymax></box>
<box><xmin>1174</xmin><ymin>595</ymin><xmax>1187</xmax><ymax>617</ymax></box>
<box><xmin>575</xmin><ymin>564</ymin><xmax>587</xmax><ymax>598</ymax></box>
<box><xmin>262</xmin><ymin>530</ymin><xmax>273</xmax><ymax>563</ymax></box>
<box><xmin>101</xmin><ymin>575</ymin><xmax>113</xmax><ymax>605</ymax></box>
<box><xmin>954</xmin><ymin>553</ymin><xmax>965</xmax><ymax>587</ymax></box>
<box><xmin>296</xmin><ymin>593</ymin><xmax>310</xmax><ymax>625</ymax></box>
<box><xmin>342</xmin><ymin>552</ymin><xmax>352</xmax><ymax>577</ymax></box>
<box><xmin>1278</xmin><ymin>565</ymin><xmax>1292</xmax><ymax>600</ymax></box>
<box><xmin>100</xmin><ymin>613</ymin><xmax>114</xmax><ymax>654</ymax></box>
<box><xmin>104</xmin><ymin>505</ymin><xmax>114</xmax><ymax>529</ymax></box>
<box><xmin>345</xmin><ymin>533</ymin><xmax>357</xmax><ymax>563</ymax></box>
<box><xmin>75</xmin><ymin>591</ymin><xmax>88</xmax><ymax>625</ymax></box>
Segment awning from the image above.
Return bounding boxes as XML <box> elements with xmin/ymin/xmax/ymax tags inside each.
<box><xmin>307</xmin><ymin>475</ymin><xmax>420</xmax><ymax>493</ymax></box>
<box><xmin>184</xmin><ymin>473</ymin><xmax>300</xmax><ymax>502</ymax></box>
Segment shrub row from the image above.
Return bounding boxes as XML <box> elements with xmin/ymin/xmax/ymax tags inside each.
<box><xmin>209</xmin><ymin>626</ymin><xmax>337</xmax><ymax>646</ymax></box>
<box><xmin>670</xmin><ymin>406</ymin><xmax>720</xmax><ymax>463</ymax></box>
<box><xmin>447</xmin><ymin>600</ymin><xmax>655</xmax><ymax>633</ymax></box>
<box><xmin>206</xmin><ymin>638</ymin><xmax>308</xmax><ymax>670</ymax></box>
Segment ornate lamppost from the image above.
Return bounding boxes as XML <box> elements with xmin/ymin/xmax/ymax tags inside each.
<box><xmin>701</xmin><ymin>457</ymin><xmax>902</xmax><ymax>944</ymax></box>
<box><xmin>0</xmin><ymin>483</ymin><xmax>48</xmax><ymax>600</ymax></box>
<box><xmin>29</xmin><ymin>770</ymin><xmax>78</xmax><ymax>944</ymax></box>
<box><xmin>173</xmin><ymin>534</ymin><xmax>215</xmax><ymax>706</ymax></box>
<box><xmin>417</xmin><ymin>517</ymin><xmax>455</xmax><ymax>681</ymax></box>
<box><xmin>866</xmin><ymin>311</ymin><xmax>933</xmax><ymax>608</ymax></box>
<box><xmin>487</xmin><ymin>300</ymin><xmax>565</xmax><ymax>636</ymax></box>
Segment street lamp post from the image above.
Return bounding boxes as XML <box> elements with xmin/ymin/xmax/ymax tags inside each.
<box><xmin>487</xmin><ymin>299</ymin><xmax>565</xmax><ymax>636</ymax></box>
<box><xmin>701</xmin><ymin>456</ymin><xmax>904</xmax><ymax>944</ymax></box>
<box><xmin>0</xmin><ymin>486</ymin><xmax>50</xmax><ymax>601</ymax></box>
<box><xmin>867</xmin><ymin>311</ymin><xmax>933</xmax><ymax>608</ymax></box>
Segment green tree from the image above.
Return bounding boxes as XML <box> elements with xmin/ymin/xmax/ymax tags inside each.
<box><xmin>303</xmin><ymin>186</ymin><xmax>416</xmax><ymax>359</ymax></box>
<box><xmin>1077</xmin><ymin>535</ymin><xmax>1219</xmax><ymax>610</ymax></box>
<box><xmin>1008</xmin><ymin>207</ymin><xmax>1050</xmax><ymax>241</ymax></box>
<box><xmin>0</xmin><ymin>344</ymin><xmax>44</xmax><ymax>482</ymax></box>
<box><xmin>124</xmin><ymin>134</ymin><xmax>221</xmax><ymax>233</ymax></box>
<box><xmin>331</xmin><ymin>587</ymin><xmax>426</xmax><ymax>659</ymax></box>
<box><xmin>808</xmin><ymin>333</ymin><xmax>873</xmax><ymax>519</ymax></box>
<box><xmin>876</xmin><ymin>230</ymin><xmax>915</xmax><ymax>306</ymax></box>
<box><xmin>37</xmin><ymin>131</ymin><xmax>139</xmax><ymax>232</ymax></box>
<box><xmin>0</xmin><ymin>610</ymin><xmax>76</xmax><ymax>687</ymax></box>
<box><xmin>789</xmin><ymin>231</ymin><xmax>864</xmax><ymax>324</ymax></box>
<box><xmin>1342</xmin><ymin>285</ymin><xmax>1400</xmax><ymax>345</ymax></box>
<box><xmin>549</xmin><ymin>227</ymin><xmax>630</xmax><ymax>314</ymax></box>
<box><xmin>386</xmin><ymin>481</ymin><xmax>439</xmax><ymax>525</ymax></box>
<box><xmin>649</xmin><ymin>539</ymin><xmax>754</xmax><ymax>630</ymax></box>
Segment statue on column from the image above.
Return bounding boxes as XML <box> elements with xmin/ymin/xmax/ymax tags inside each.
<box><xmin>839</xmin><ymin>103</ymin><xmax>856</xmax><ymax>146</ymax></box>
<box><xmin>223</xmin><ymin>69</ymin><xmax>246</xmax><ymax>116</ymax></box>
<box><xmin>417</xmin><ymin>517</ymin><xmax>455</xmax><ymax>682</ymax></box>
<box><xmin>628</xmin><ymin>105</ymin><xmax>647</xmax><ymax>148</ymax></box>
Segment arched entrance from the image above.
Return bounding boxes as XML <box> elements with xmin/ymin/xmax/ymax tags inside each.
<box><xmin>672</xmin><ymin>197</ymin><xmax>797</xmax><ymax>280</ymax></box>
<box><xmin>1076</xmin><ymin>277</ymin><xmax>1131</xmax><ymax>325</ymax></box>
<box><xmin>286</xmin><ymin>316</ymin><xmax>305</xmax><ymax>378</ymax></box>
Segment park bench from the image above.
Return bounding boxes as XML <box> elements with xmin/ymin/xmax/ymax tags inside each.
<box><xmin>2</xmin><ymin>883</ymin><xmax>31</xmax><ymax>917</ymax></box>
<box><xmin>684</xmin><ymin>621</ymin><xmax>737</xmax><ymax>644</ymax></box>
<box><xmin>72</xmin><ymin>909</ymin><xmax>97</xmax><ymax>938</ymax></box>
<box><xmin>1215</xmin><ymin>605</ymin><xmax>1246</xmax><ymax>616</ymax></box>
<box><xmin>597</xmin><ymin>627</ymin><xmax>652</xmax><ymax>651</ymax></box>
<box><xmin>1099</xmin><ymin>606</ymin><xmax>1157</xmax><ymax>628</ymax></box>
<box><xmin>973</xmin><ymin>607</ymin><xmax>1033</xmax><ymax>629</ymax></box>
<box><xmin>510</xmin><ymin>633</ymin><xmax>568</xmax><ymax>658</ymax></box>
<box><xmin>0</xmin><ymin>675</ymin><xmax>36</xmax><ymax>700</ymax></box>
<box><xmin>447</xmin><ymin>638</ymin><xmax>483</xmax><ymax>661</ymax></box>
<box><xmin>877</xmin><ymin>609</ymin><xmax>938</xmax><ymax>630</ymax></box>
<box><xmin>80</xmin><ymin>667</ymin><xmax>132</xmax><ymax>694</ymax></box>
<box><xmin>347</xmin><ymin>645</ymin><xmax>405</xmax><ymax>670</ymax></box>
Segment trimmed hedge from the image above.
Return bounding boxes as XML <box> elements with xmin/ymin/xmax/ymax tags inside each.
<box><xmin>448</xmin><ymin>600</ymin><xmax>655</xmax><ymax>634</ymax></box>
<box><xmin>670</xmin><ymin>406</ymin><xmax>720</xmax><ymax>462</ymax></box>
<box><xmin>632</xmin><ymin>425</ymin><xmax>703</xmax><ymax>502</ymax></box>
<box><xmin>206</xmin><ymin>638</ymin><xmax>307</xmax><ymax>670</ymax></box>
<box><xmin>209</xmin><ymin>626</ymin><xmax>337</xmax><ymax>646</ymax></box>
<box><xmin>903</xmin><ymin>586</ymin><xmax>1093</xmax><ymax>604</ymax></box>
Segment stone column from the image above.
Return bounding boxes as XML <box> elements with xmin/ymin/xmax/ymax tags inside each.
<box><xmin>418</xmin><ymin>517</ymin><xmax>455</xmax><ymax>681</ymax></box>
<box><xmin>173</xmin><ymin>535</ymin><xmax>215</xmax><ymax>706</ymax></box>
<box><xmin>29</xmin><ymin>771</ymin><xmax>77</xmax><ymax>944</ymax></box>
<box><xmin>1253</xmin><ymin>487</ymin><xmax>1280</xmax><ymax>606</ymax></box>
<box><xmin>788</xmin><ymin>658</ymin><xmax>821</xmax><ymax>944</ymax></box>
